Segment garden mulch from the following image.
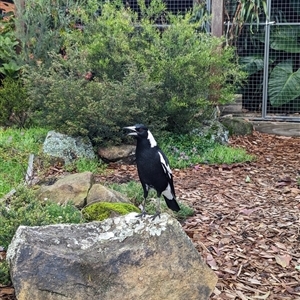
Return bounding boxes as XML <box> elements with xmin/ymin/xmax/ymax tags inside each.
<box><xmin>1</xmin><ymin>130</ymin><xmax>300</xmax><ymax>300</ymax></box>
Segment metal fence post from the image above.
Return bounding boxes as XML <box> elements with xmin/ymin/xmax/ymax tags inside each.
<box><xmin>261</xmin><ymin>0</ymin><xmax>272</xmax><ymax>119</ymax></box>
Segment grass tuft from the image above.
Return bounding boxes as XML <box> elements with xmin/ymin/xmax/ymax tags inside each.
<box><xmin>0</xmin><ymin>127</ymin><xmax>49</xmax><ymax>197</ymax></box>
<box><xmin>64</xmin><ymin>157</ymin><xmax>106</xmax><ymax>174</ymax></box>
<box><xmin>201</xmin><ymin>144</ymin><xmax>255</xmax><ymax>164</ymax></box>
<box><xmin>158</xmin><ymin>133</ymin><xmax>255</xmax><ymax>168</ymax></box>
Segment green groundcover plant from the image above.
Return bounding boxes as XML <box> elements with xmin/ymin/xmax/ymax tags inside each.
<box><xmin>0</xmin><ymin>187</ymin><xmax>83</xmax><ymax>250</ymax></box>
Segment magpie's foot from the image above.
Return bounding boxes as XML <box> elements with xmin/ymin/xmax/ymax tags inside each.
<box><xmin>136</xmin><ymin>211</ymin><xmax>147</xmax><ymax>218</ymax></box>
<box><xmin>150</xmin><ymin>212</ymin><xmax>161</xmax><ymax>221</ymax></box>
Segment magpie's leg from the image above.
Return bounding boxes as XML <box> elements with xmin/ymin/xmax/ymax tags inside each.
<box><xmin>151</xmin><ymin>197</ymin><xmax>161</xmax><ymax>220</ymax></box>
<box><xmin>136</xmin><ymin>185</ymin><xmax>149</xmax><ymax>218</ymax></box>
<box><xmin>136</xmin><ymin>197</ymin><xmax>147</xmax><ymax>218</ymax></box>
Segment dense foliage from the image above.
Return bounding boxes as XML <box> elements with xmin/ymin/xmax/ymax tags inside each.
<box><xmin>0</xmin><ymin>15</ymin><xmax>21</xmax><ymax>80</ymax></box>
<box><xmin>22</xmin><ymin>0</ymin><xmax>245</xmax><ymax>145</ymax></box>
<box><xmin>0</xmin><ymin>77</ymin><xmax>29</xmax><ymax>127</ymax></box>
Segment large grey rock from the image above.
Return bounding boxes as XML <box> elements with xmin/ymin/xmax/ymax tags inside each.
<box><xmin>37</xmin><ymin>171</ymin><xmax>93</xmax><ymax>207</ymax></box>
<box><xmin>7</xmin><ymin>213</ymin><xmax>217</xmax><ymax>300</ymax></box>
<box><xmin>43</xmin><ymin>131</ymin><xmax>96</xmax><ymax>164</ymax></box>
<box><xmin>86</xmin><ymin>183</ymin><xmax>130</xmax><ymax>205</ymax></box>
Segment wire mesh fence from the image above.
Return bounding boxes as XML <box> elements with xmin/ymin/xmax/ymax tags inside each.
<box><xmin>224</xmin><ymin>0</ymin><xmax>300</xmax><ymax>120</ymax></box>
<box><xmin>123</xmin><ymin>0</ymin><xmax>194</xmax><ymax>16</ymax></box>
<box><xmin>265</xmin><ymin>1</ymin><xmax>300</xmax><ymax>119</ymax></box>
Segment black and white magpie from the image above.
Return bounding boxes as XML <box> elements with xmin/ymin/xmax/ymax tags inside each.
<box><xmin>123</xmin><ymin>124</ymin><xmax>180</xmax><ymax>219</ymax></box>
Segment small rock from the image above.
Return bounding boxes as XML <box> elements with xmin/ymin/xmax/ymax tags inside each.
<box><xmin>98</xmin><ymin>144</ymin><xmax>135</xmax><ymax>162</ymax></box>
<box><xmin>7</xmin><ymin>213</ymin><xmax>217</xmax><ymax>300</ymax></box>
<box><xmin>220</xmin><ymin>117</ymin><xmax>253</xmax><ymax>136</ymax></box>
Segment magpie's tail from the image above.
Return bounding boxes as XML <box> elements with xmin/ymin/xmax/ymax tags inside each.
<box><xmin>163</xmin><ymin>196</ymin><xmax>180</xmax><ymax>212</ymax></box>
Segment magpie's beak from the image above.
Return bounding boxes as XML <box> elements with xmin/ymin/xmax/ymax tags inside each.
<box><xmin>123</xmin><ymin>126</ymin><xmax>138</xmax><ymax>136</ymax></box>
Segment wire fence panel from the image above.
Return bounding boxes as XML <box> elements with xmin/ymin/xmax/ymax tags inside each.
<box><xmin>265</xmin><ymin>0</ymin><xmax>300</xmax><ymax>120</ymax></box>
<box><xmin>224</xmin><ymin>0</ymin><xmax>300</xmax><ymax>121</ymax></box>
<box><xmin>266</xmin><ymin>24</ymin><xmax>300</xmax><ymax>117</ymax></box>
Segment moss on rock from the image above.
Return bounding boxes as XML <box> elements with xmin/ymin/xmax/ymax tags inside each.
<box><xmin>82</xmin><ymin>202</ymin><xmax>140</xmax><ymax>221</ymax></box>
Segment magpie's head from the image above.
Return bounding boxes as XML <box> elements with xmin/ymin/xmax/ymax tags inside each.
<box><xmin>123</xmin><ymin>124</ymin><xmax>148</xmax><ymax>138</ymax></box>
<box><xmin>123</xmin><ymin>124</ymin><xmax>157</xmax><ymax>147</ymax></box>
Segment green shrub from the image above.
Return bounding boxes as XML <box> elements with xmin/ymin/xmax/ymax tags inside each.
<box><xmin>159</xmin><ymin>132</ymin><xmax>255</xmax><ymax>168</ymax></box>
<box><xmin>0</xmin><ymin>16</ymin><xmax>21</xmax><ymax>80</ymax></box>
<box><xmin>201</xmin><ymin>144</ymin><xmax>255</xmax><ymax>164</ymax></box>
<box><xmin>0</xmin><ymin>260</ymin><xmax>11</xmax><ymax>286</ymax></box>
<box><xmin>0</xmin><ymin>77</ymin><xmax>30</xmax><ymax>127</ymax></box>
<box><xmin>14</xmin><ymin>0</ymin><xmax>81</xmax><ymax>68</ymax></box>
<box><xmin>64</xmin><ymin>157</ymin><xmax>106</xmax><ymax>174</ymax></box>
<box><xmin>24</xmin><ymin>59</ymin><xmax>164</xmax><ymax>145</ymax></box>
<box><xmin>23</xmin><ymin>0</ymin><xmax>246</xmax><ymax>146</ymax></box>
<box><xmin>0</xmin><ymin>186</ymin><xmax>83</xmax><ymax>250</ymax></box>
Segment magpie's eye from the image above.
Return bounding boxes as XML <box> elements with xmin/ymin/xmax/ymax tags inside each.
<box><xmin>137</xmin><ymin>128</ymin><xmax>144</xmax><ymax>132</ymax></box>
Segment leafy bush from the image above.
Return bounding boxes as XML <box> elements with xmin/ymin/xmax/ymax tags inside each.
<box><xmin>14</xmin><ymin>0</ymin><xmax>81</xmax><ymax>68</ymax></box>
<box><xmin>0</xmin><ymin>186</ymin><xmax>83</xmax><ymax>250</ymax></box>
<box><xmin>23</xmin><ymin>0</ymin><xmax>245</xmax><ymax>146</ymax></box>
<box><xmin>0</xmin><ymin>16</ymin><xmax>21</xmax><ymax>80</ymax></box>
<box><xmin>0</xmin><ymin>77</ymin><xmax>30</xmax><ymax>127</ymax></box>
<box><xmin>24</xmin><ymin>58</ymin><xmax>163</xmax><ymax>145</ymax></box>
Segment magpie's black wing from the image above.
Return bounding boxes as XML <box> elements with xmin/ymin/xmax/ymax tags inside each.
<box><xmin>157</xmin><ymin>149</ymin><xmax>176</xmax><ymax>198</ymax></box>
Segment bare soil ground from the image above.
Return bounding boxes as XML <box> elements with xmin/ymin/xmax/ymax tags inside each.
<box><xmin>1</xmin><ymin>130</ymin><xmax>300</xmax><ymax>300</ymax></box>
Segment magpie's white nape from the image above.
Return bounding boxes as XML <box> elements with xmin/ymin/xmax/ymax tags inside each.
<box><xmin>123</xmin><ymin>124</ymin><xmax>180</xmax><ymax>219</ymax></box>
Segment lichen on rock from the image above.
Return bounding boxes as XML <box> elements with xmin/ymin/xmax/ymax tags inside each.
<box><xmin>43</xmin><ymin>130</ymin><xmax>96</xmax><ymax>164</ymax></box>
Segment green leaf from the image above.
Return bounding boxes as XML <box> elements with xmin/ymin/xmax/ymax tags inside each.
<box><xmin>270</xmin><ymin>27</ymin><xmax>300</xmax><ymax>53</ymax></box>
<box><xmin>262</xmin><ymin>1</ymin><xmax>268</xmax><ymax>19</ymax></box>
<box><xmin>268</xmin><ymin>60</ymin><xmax>300</xmax><ymax>107</ymax></box>
<box><xmin>240</xmin><ymin>56</ymin><xmax>264</xmax><ymax>75</ymax></box>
